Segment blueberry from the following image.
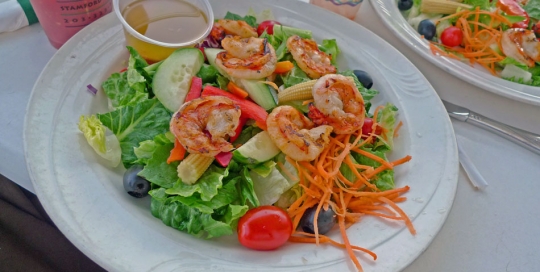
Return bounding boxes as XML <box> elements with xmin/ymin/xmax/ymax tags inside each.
<box><xmin>123</xmin><ymin>165</ymin><xmax>150</xmax><ymax>198</ymax></box>
<box><xmin>353</xmin><ymin>69</ymin><xmax>373</xmax><ymax>89</ymax></box>
<box><xmin>398</xmin><ymin>0</ymin><xmax>413</xmax><ymax>11</ymax></box>
<box><xmin>299</xmin><ymin>206</ymin><xmax>336</xmax><ymax>235</ymax></box>
<box><xmin>418</xmin><ymin>19</ymin><xmax>436</xmax><ymax>41</ymax></box>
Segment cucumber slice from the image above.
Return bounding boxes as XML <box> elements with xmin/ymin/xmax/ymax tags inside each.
<box><xmin>205</xmin><ymin>49</ymin><xmax>277</xmax><ymax>110</ymax></box>
<box><xmin>152</xmin><ymin>48</ymin><xmax>204</xmax><ymax>112</ymax></box>
<box><xmin>204</xmin><ymin>48</ymin><xmax>225</xmax><ymax>72</ymax></box>
<box><xmin>238</xmin><ymin>79</ymin><xmax>277</xmax><ymax>110</ymax></box>
<box><xmin>233</xmin><ymin>131</ymin><xmax>280</xmax><ymax>164</ymax></box>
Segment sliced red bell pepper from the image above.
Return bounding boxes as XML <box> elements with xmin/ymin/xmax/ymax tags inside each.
<box><xmin>497</xmin><ymin>0</ymin><xmax>529</xmax><ymax>29</ymax></box>
<box><xmin>230</xmin><ymin>116</ymin><xmax>248</xmax><ymax>143</ymax></box>
<box><xmin>201</xmin><ymin>85</ymin><xmax>268</xmax><ymax>130</ymax></box>
<box><xmin>215</xmin><ymin>151</ymin><xmax>233</xmax><ymax>167</ymax></box>
<box><xmin>167</xmin><ymin>139</ymin><xmax>187</xmax><ymax>164</ymax></box>
<box><xmin>184</xmin><ymin>76</ymin><xmax>203</xmax><ymax>102</ymax></box>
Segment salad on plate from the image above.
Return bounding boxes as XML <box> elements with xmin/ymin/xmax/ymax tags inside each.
<box><xmin>78</xmin><ymin>9</ymin><xmax>414</xmax><ymax>271</ymax></box>
<box><xmin>399</xmin><ymin>0</ymin><xmax>540</xmax><ymax>86</ymax></box>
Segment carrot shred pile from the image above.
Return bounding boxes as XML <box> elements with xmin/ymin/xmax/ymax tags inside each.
<box><xmin>431</xmin><ymin>7</ymin><xmax>512</xmax><ymax>75</ymax></box>
<box><xmin>286</xmin><ymin>106</ymin><xmax>415</xmax><ymax>271</ymax></box>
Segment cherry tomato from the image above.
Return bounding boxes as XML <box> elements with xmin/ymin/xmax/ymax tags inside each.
<box><xmin>257</xmin><ymin>20</ymin><xmax>281</xmax><ymax>36</ymax></box>
<box><xmin>361</xmin><ymin>117</ymin><xmax>382</xmax><ymax>138</ymax></box>
<box><xmin>440</xmin><ymin>26</ymin><xmax>463</xmax><ymax>47</ymax></box>
<box><xmin>237</xmin><ymin>206</ymin><xmax>292</xmax><ymax>250</ymax></box>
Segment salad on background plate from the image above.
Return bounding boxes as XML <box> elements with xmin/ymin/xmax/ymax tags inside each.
<box><xmin>371</xmin><ymin>0</ymin><xmax>540</xmax><ymax>105</ymax></box>
<box><xmin>399</xmin><ymin>0</ymin><xmax>540</xmax><ymax>86</ymax></box>
<box><xmin>79</xmin><ymin>8</ymin><xmax>414</xmax><ymax>270</ymax></box>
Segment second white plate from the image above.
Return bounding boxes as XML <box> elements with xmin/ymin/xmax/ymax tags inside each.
<box><xmin>371</xmin><ymin>0</ymin><xmax>540</xmax><ymax>106</ymax></box>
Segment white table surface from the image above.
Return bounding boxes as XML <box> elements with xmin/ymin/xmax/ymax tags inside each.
<box><xmin>1</xmin><ymin>1</ymin><xmax>540</xmax><ymax>271</ymax></box>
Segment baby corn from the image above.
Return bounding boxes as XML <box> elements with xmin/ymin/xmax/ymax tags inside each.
<box><xmin>278</xmin><ymin>79</ymin><xmax>317</xmax><ymax>103</ymax></box>
<box><xmin>278</xmin><ymin>76</ymin><xmax>357</xmax><ymax>104</ymax></box>
<box><xmin>177</xmin><ymin>153</ymin><xmax>214</xmax><ymax>185</ymax></box>
<box><xmin>420</xmin><ymin>0</ymin><xmax>472</xmax><ymax>15</ymax></box>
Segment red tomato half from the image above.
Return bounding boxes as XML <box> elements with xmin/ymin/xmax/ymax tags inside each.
<box><xmin>440</xmin><ymin>26</ymin><xmax>463</xmax><ymax>47</ymax></box>
<box><xmin>237</xmin><ymin>206</ymin><xmax>292</xmax><ymax>250</ymax></box>
<box><xmin>257</xmin><ymin>20</ymin><xmax>281</xmax><ymax>36</ymax></box>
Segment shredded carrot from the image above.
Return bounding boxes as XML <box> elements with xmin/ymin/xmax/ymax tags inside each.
<box><xmin>302</xmin><ymin>99</ymin><xmax>314</xmax><ymax>105</ymax></box>
<box><xmin>166</xmin><ymin>139</ymin><xmax>186</xmax><ymax>164</ymax></box>
<box><xmin>274</xmin><ymin>60</ymin><xmax>295</xmax><ymax>74</ymax></box>
<box><xmin>430</xmin><ymin>7</ymin><xmax>512</xmax><ymax>75</ymax></box>
<box><xmin>286</xmin><ymin>114</ymin><xmax>415</xmax><ymax>271</ymax></box>
<box><xmin>227</xmin><ymin>81</ymin><xmax>249</xmax><ymax>99</ymax></box>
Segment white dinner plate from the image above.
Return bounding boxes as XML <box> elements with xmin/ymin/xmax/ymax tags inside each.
<box><xmin>370</xmin><ymin>0</ymin><xmax>540</xmax><ymax>106</ymax></box>
<box><xmin>24</xmin><ymin>0</ymin><xmax>458</xmax><ymax>271</ymax></box>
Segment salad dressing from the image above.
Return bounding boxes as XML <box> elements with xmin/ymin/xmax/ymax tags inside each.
<box><xmin>122</xmin><ymin>0</ymin><xmax>209</xmax><ymax>62</ymax></box>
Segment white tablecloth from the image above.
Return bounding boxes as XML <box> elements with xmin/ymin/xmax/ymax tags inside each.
<box><xmin>0</xmin><ymin>1</ymin><xmax>539</xmax><ymax>271</ymax></box>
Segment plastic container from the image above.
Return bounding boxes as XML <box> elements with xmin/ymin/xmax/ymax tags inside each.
<box><xmin>310</xmin><ymin>0</ymin><xmax>363</xmax><ymax>20</ymax></box>
<box><xmin>113</xmin><ymin>0</ymin><xmax>214</xmax><ymax>63</ymax></box>
<box><xmin>29</xmin><ymin>0</ymin><xmax>112</xmax><ymax>49</ymax></box>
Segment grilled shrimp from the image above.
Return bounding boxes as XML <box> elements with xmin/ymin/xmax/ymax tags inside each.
<box><xmin>267</xmin><ymin>106</ymin><xmax>333</xmax><ymax>162</ymax></box>
<box><xmin>286</xmin><ymin>35</ymin><xmax>336</xmax><ymax>79</ymax></box>
<box><xmin>170</xmin><ymin>96</ymin><xmax>241</xmax><ymax>157</ymax></box>
<box><xmin>308</xmin><ymin>74</ymin><xmax>365</xmax><ymax>134</ymax></box>
<box><xmin>501</xmin><ymin>28</ymin><xmax>540</xmax><ymax>67</ymax></box>
<box><xmin>215</xmin><ymin>36</ymin><xmax>277</xmax><ymax>79</ymax></box>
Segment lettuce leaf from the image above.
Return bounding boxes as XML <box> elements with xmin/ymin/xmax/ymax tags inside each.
<box><xmin>351</xmin><ymin>147</ymin><xmax>395</xmax><ymax>191</ymax></box>
<box><xmin>196</xmin><ymin>64</ymin><xmax>220</xmax><ymax>85</ymax></box>
<box><xmin>133</xmin><ymin>132</ymin><xmax>174</xmax><ymax>165</ymax></box>
<box><xmin>280</xmin><ymin>63</ymin><xmax>311</xmax><ymax>88</ymax></box>
<box><xmin>102</xmin><ymin>47</ymin><xmax>153</xmax><ymax>109</ymax></box>
<box><xmin>78</xmin><ymin>115</ymin><xmax>121</xmax><ymax>167</ymax></box>
<box><xmin>223</xmin><ymin>11</ymin><xmax>257</xmax><ymax>28</ymax></box>
<box><xmin>319</xmin><ymin>39</ymin><xmax>340</xmax><ymax>66</ymax></box>
<box><xmin>250</xmin><ymin>160</ymin><xmax>298</xmax><ymax>206</ymax></box>
<box><xmin>374</xmin><ymin>103</ymin><xmax>399</xmax><ymax>151</ymax></box>
<box><xmin>149</xmin><ymin>178</ymin><xmax>248</xmax><ymax>238</ymax></box>
<box><xmin>138</xmin><ymin>143</ymin><xmax>179</xmax><ymax>189</ymax></box>
<box><xmin>97</xmin><ymin>98</ymin><xmax>171</xmax><ymax>168</ymax></box>
<box><xmin>525</xmin><ymin>0</ymin><xmax>540</xmax><ymax>21</ymax></box>
<box><xmin>101</xmin><ymin>73</ymin><xmax>148</xmax><ymax>109</ymax></box>
<box><xmin>165</xmin><ymin>165</ymin><xmax>228</xmax><ymax>201</ymax></box>
<box><xmin>238</xmin><ymin>167</ymin><xmax>260</xmax><ymax>207</ymax></box>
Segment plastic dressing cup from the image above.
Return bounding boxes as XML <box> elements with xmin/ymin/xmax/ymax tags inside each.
<box><xmin>30</xmin><ymin>0</ymin><xmax>113</xmax><ymax>49</ymax></box>
<box><xmin>113</xmin><ymin>0</ymin><xmax>214</xmax><ymax>62</ymax></box>
<box><xmin>309</xmin><ymin>0</ymin><xmax>363</xmax><ymax>20</ymax></box>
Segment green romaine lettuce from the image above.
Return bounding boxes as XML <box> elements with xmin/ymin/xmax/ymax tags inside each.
<box><xmin>78</xmin><ymin>115</ymin><xmax>121</xmax><ymax>167</ymax></box>
<box><xmin>97</xmin><ymin>98</ymin><xmax>171</xmax><ymax>168</ymax></box>
<box><xmin>250</xmin><ymin>162</ymin><xmax>298</xmax><ymax>206</ymax></box>
<box><xmin>352</xmin><ymin>147</ymin><xmax>395</xmax><ymax>191</ymax></box>
<box><xmin>165</xmin><ymin>165</ymin><xmax>228</xmax><ymax>201</ymax></box>
<box><xmin>149</xmin><ymin>169</ymin><xmax>249</xmax><ymax>238</ymax></box>
<box><xmin>223</xmin><ymin>12</ymin><xmax>257</xmax><ymax>28</ymax></box>
<box><xmin>374</xmin><ymin>103</ymin><xmax>399</xmax><ymax>151</ymax></box>
<box><xmin>133</xmin><ymin>132</ymin><xmax>174</xmax><ymax>165</ymax></box>
<box><xmin>319</xmin><ymin>39</ymin><xmax>340</xmax><ymax>66</ymax></box>
<box><xmin>238</xmin><ymin>167</ymin><xmax>260</xmax><ymax>207</ymax></box>
<box><xmin>101</xmin><ymin>73</ymin><xmax>148</xmax><ymax>109</ymax></box>
<box><xmin>525</xmin><ymin>0</ymin><xmax>540</xmax><ymax>21</ymax></box>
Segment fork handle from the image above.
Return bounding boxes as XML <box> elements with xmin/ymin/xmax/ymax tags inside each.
<box><xmin>467</xmin><ymin>112</ymin><xmax>540</xmax><ymax>155</ymax></box>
